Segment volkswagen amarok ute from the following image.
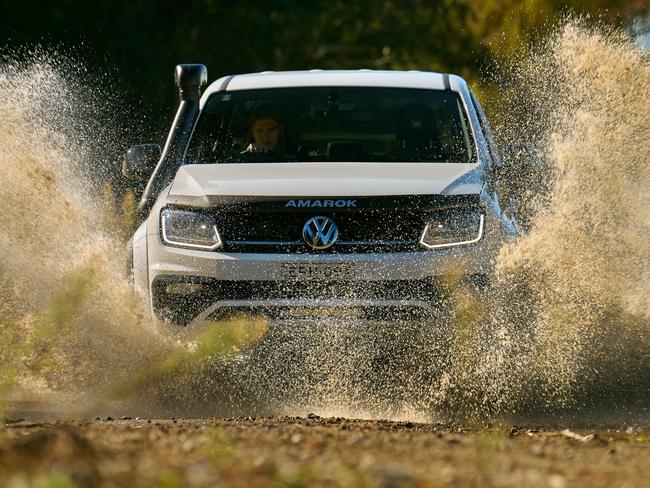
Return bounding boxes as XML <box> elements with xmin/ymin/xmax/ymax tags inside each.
<box><xmin>125</xmin><ymin>65</ymin><xmax>516</xmax><ymax>325</ymax></box>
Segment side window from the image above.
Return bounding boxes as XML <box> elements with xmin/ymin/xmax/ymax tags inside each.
<box><xmin>469</xmin><ymin>91</ymin><xmax>500</xmax><ymax>164</ymax></box>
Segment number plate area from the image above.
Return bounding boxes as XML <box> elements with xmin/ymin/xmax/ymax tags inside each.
<box><xmin>280</xmin><ymin>262</ymin><xmax>355</xmax><ymax>280</ymax></box>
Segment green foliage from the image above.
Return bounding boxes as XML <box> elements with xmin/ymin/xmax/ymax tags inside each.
<box><xmin>474</xmin><ymin>430</ymin><xmax>507</xmax><ymax>454</ymax></box>
<box><xmin>0</xmin><ymin>1</ymin><xmax>642</xmax><ymax>142</ymax></box>
<box><xmin>627</xmin><ymin>432</ymin><xmax>650</xmax><ymax>442</ymax></box>
<box><xmin>272</xmin><ymin>467</ymin><xmax>315</xmax><ymax>488</ymax></box>
<box><xmin>441</xmin><ymin>270</ymin><xmax>487</xmax><ymax>348</ymax></box>
<box><xmin>34</xmin><ymin>473</ymin><xmax>77</xmax><ymax>488</ymax></box>
<box><xmin>114</xmin><ymin>317</ymin><xmax>268</xmax><ymax>397</ymax></box>
<box><xmin>203</xmin><ymin>427</ymin><xmax>235</xmax><ymax>468</ymax></box>
<box><xmin>5</xmin><ymin>472</ymin><xmax>77</xmax><ymax>488</ymax></box>
<box><xmin>0</xmin><ymin>323</ymin><xmax>20</xmax><ymax>414</ymax></box>
<box><xmin>0</xmin><ymin>262</ymin><xmax>97</xmax><ymax>416</ymax></box>
<box><xmin>155</xmin><ymin>470</ymin><xmax>183</xmax><ymax>488</ymax></box>
<box><xmin>34</xmin><ymin>264</ymin><xmax>96</xmax><ymax>344</ymax></box>
<box><xmin>160</xmin><ymin>317</ymin><xmax>268</xmax><ymax>373</ymax></box>
<box><xmin>100</xmin><ymin>185</ymin><xmax>139</xmax><ymax>244</ymax></box>
<box><xmin>120</xmin><ymin>190</ymin><xmax>139</xmax><ymax>240</ymax></box>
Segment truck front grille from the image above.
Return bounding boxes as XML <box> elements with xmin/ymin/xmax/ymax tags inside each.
<box><xmin>217</xmin><ymin>210</ymin><xmax>425</xmax><ymax>253</ymax></box>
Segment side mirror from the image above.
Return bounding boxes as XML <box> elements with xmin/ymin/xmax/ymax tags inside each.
<box><xmin>123</xmin><ymin>144</ymin><xmax>161</xmax><ymax>183</ymax></box>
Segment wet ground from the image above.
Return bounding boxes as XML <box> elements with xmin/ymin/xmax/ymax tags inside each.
<box><xmin>2</xmin><ymin>416</ymin><xmax>649</xmax><ymax>487</ymax></box>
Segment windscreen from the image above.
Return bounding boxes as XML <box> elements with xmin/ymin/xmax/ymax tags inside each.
<box><xmin>186</xmin><ymin>87</ymin><xmax>475</xmax><ymax>164</ymax></box>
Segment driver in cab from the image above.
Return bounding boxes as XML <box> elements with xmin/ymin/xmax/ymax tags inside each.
<box><xmin>242</xmin><ymin>111</ymin><xmax>287</xmax><ymax>157</ymax></box>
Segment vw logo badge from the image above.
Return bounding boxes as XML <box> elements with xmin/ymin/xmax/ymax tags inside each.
<box><xmin>302</xmin><ymin>216</ymin><xmax>339</xmax><ymax>249</ymax></box>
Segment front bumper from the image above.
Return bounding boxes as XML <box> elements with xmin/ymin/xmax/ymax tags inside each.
<box><xmin>144</xmin><ymin>212</ymin><xmax>504</xmax><ymax>324</ymax></box>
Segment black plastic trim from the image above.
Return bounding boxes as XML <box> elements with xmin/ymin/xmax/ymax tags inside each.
<box><xmin>138</xmin><ymin>64</ymin><xmax>208</xmax><ymax>217</ymax></box>
<box><xmin>216</xmin><ymin>75</ymin><xmax>235</xmax><ymax>92</ymax></box>
<box><xmin>443</xmin><ymin>74</ymin><xmax>451</xmax><ymax>90</ymax></box>
<box><xmin>165</xmin><ymin>193</ymin><xmax>481</xmax><ymax>210</ymax></box>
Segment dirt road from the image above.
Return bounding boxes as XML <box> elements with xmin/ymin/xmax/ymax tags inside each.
<box><xmin>1</xmin><ymin>416</ymin><xmax>649</xmax><ymax>487</ymax></box>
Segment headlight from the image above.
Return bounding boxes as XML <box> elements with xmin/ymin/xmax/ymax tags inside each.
<box><xmin>160</xmin><ymin>208</ymin><xmax>222</xmax><ymax>250</ymax></box>
<box><xmin>420</xmin><ymin>209</ymin><xmax>484</xmax><ymax>249</ymax></box>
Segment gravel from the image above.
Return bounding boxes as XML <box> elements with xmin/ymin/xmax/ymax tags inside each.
<box><xmin>2</xmin><ymin>416</ymin><xmax>649</xmax><ymax>487</ymax></box>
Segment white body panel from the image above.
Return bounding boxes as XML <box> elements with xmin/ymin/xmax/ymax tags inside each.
<box><xmin>203</xmin><ymin>70</ymin><xmax>448</xmax><ymax>107</ymax></box>
<box><xmin>131</xmin><ymin>221</ymin><xmax>149</xmax><ymax>295</ymax></box>
<box><xmin>168</xmin><ymin>162</ymin><xmax>479</xmax><ymax>198</ymax></box>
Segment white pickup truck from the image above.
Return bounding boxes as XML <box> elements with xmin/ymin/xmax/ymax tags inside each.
<box><xmin>124</xmin><ymin>65</ymin><xmax>515</xmax><ymax>325</ymax></box>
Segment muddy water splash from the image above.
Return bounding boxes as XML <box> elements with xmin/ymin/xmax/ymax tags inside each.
<box><xmin>1</xmin><ymin>22</ymin><xmax>649</xmax><ymax>424</ymax></box>
<box><xmin>503</xmin><ymin>21</ymin><xmax>649</xmax><ymax>410</ymax></box>
<box><xmin>429</xmin><ymin>21</ymin><xmax>650</xmax><ymax>422</ymax></box>
<box><xmin>229</xmin><ymin>22</ymin><xmax>650</xmax><ymax>424</ymax></box>
<box><xmin>0</xmin><ymin>55</ymin><xmax>177</xmax><ymax>411</ymax></box>
<box><xmin>0</xmin><ymin>55</ymin><xmax>266</xmax><ymax>418</ymax></box>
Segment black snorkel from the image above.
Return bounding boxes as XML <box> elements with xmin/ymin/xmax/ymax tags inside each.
<box><xmin>138</xmin><ymin>64</ymin><xmax>207</xmax><ymax>217</ymax></box>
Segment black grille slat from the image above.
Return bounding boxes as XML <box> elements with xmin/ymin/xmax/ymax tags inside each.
<box><xmin>222</xmin><ymin>241</ymin><xmax>420</xmax><ymax>254</ymax></box>
<box><xmin>217</xmin><ymin>210</ymin><xmax>425</xmax><ymax>253</ymax></box>
<box><xmin>167</xmin><ymin>194</ymin><xmax>483</xmax><ymax>254</ymax></box>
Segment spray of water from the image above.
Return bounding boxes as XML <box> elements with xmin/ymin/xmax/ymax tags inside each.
<box><xmin>1</xmin><ymin>22</ymin><xmax>648</xmax><ymax>424</ymax></box>
<box><xmin>0</xmin><ymin>54</ymin><xmax>168</xmax><ymax>406</ymax></box>
<box><xmin>234</xmin><ymin>21</ymin><xmax>650</xmax><ymax>424</ymax></box>
<box><xmin>422</xmin><ymin>20</ymin><xmax>650</xmax><ymax>422</ymax></box>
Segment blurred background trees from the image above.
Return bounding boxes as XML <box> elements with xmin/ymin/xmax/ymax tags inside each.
<box><xmin>0</xmin><ymin>0</ymin><xmax>646</xmax><ymax>143</ymax></box>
